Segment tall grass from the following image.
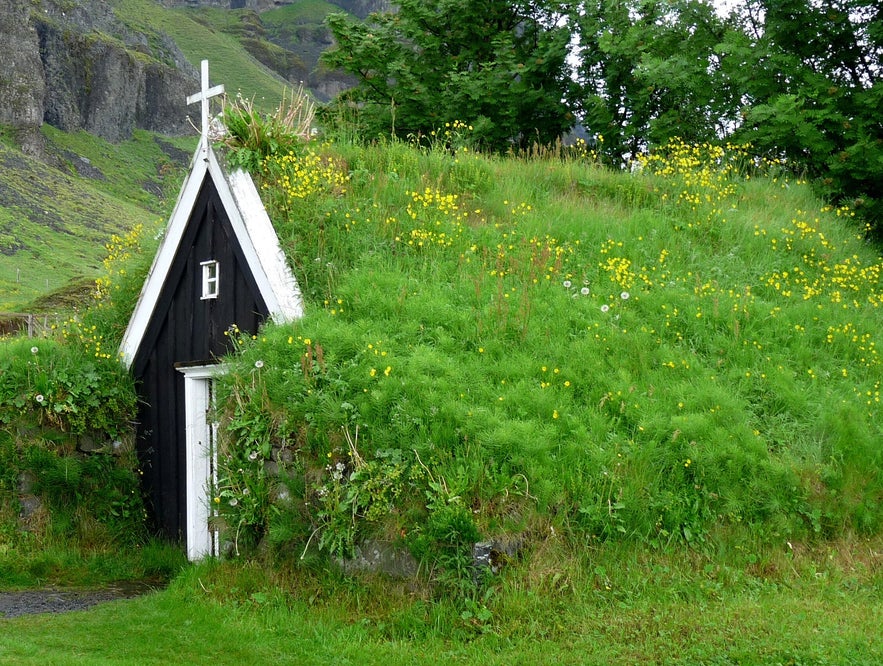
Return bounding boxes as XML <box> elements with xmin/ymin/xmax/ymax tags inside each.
<box><xmin>213</xmin><ymin>133</ymin><xmax>882</xmax><ymax>587</ymax></box>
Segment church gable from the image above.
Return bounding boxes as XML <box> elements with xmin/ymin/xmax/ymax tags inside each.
<box><xmin>130</xmin><ymin>174</ymin><xmax>269</xmax><ymax>377</ymax></box>
<box><xmin>119</xmin><ymin>60</ymin><xmax>304</xmax><ymax>547</ymax></box>
<box><xmin>120</xmin><ymin>137</ymin><xmax>304</xmax><ymax>371</ymax></box>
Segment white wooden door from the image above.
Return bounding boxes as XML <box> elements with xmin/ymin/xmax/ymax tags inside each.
<box><xmin>177</xmin><ymin>365</ymin><xmax>220</xmax><ymax>560</ymax></box>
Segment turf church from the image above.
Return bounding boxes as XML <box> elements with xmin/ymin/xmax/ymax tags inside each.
<box><xmin>119</xmin><ymin>61</ymin><xmax>303</xmax><ymax>559</ymax></box>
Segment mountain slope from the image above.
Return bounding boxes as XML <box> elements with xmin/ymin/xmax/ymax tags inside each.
<box><xmin>0</xmin><ymin>128</ymin><xmax>192</xmax><ymax>310</ymax></box>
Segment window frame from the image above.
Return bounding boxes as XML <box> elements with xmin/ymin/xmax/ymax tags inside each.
<box><xmin>200</xmin><ymin>260</ymin><xmax>219</xmax><ymax>300</ymax></box>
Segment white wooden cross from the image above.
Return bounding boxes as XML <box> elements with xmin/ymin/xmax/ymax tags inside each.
<box><xmin>187</xmin><ymin>60</ymin><xmax>225</xmax><ymax>150</ymax></box>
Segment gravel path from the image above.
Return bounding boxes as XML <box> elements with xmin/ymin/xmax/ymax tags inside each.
<box><xmin>0</xmin><ymin>581</ymin><xmax>161</xmax><ymax>619</ymax></box>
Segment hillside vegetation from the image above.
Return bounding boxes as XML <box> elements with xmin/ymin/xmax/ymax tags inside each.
<box><xmin>107</xmin><ymin>0</ymin><xmax>355</xmax><ymax>103</ymax></box>
<box><xmin>205</xmin><ymin>132</ymin><xmax>883</xmax><ymax>590</ymax></box>
<box><xmin>110</xmin><ymin>0</ymin><xmax>289</xmax><ymax>104</ymax></box>
<box><xmin>0</xmin><ymin>127</ymin><xmax>191</xmax><ymax>311</ymax></box>
<box><xmin>2</xmin><ymin>126</ymin><xmax>882</xmax><ymax>660</ymax></box>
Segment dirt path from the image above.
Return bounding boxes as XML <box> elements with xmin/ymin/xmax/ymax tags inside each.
<box><xmin>0</xmin><ymin>581</ymin><xmax>161</xmax><ymax>619</ymax></box>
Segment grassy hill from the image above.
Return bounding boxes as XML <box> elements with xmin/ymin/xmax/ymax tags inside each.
<box><xmin>110</xmin><ymin>0</ymin><xmax>291</xmax><ymax>104</ymax></box>
<box><xmin>2</xmin><ymin>124</ymin><xmax>882</xmax><ymax>659</ymax></box>
<box><xmin>107</xmin><ymin>0</ymin><xmax>355</xmax><ymax>103</ymax></box>
<box><xmin>0</xmin><ymin>126</ymin><xmax>193</xmax><ymax>311</ymax></box>
<box><xmin>205</xmin><ymin>135</ymin><xmax>883</xmax><ymax>576</ymax></box>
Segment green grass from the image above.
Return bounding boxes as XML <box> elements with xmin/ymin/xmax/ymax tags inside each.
<box><xmin>109</xmin><ymin>0</ymin><xmax>289</xmax><ymax>105</ymax></box>
<box><xmin>1</xmin><ymin>543</ymin><xmax>881</xmax><ymax>664</ymax></box>
<box><xmin>0</xmin><ymin>127</ymin><xmax>186</xmax><ymax>311</ymax></box>
<box><xmin>0</xmin><ymin>133</ymin><xmax>177</xmax><ymax>311</ymax></box>
<box><xmin>3</xmin><ymin>121</ymin><xmax>883</xmax><ymax>660</ymax></box>
<box><xmin>262</xmin><ymin>0</ymin><xmax>347</xmax><ymax>29</ymax></box>
<box><xmin>209</xmin><ymin>137</ymin><xmax>883</xmax><ymax>577</ymax></box>
<box><xmin>0</xmin><ymin>539</ymin><xmax>186</xmax><ymax>591</ymax></box>
<box><xmin>41</xmin><ymin>126</ymin><xmax>194</xmax><ymax>211</ymax></box>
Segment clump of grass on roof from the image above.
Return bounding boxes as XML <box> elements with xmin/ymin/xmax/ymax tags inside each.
<box><xmin>222</xmin><ymin>85</ymin><xmax>316</xmax><ymax>173</ymax></box>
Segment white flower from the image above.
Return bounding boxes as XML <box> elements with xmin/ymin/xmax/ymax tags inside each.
<box><xmin>563</xmin><ymin>280</ymin><xmax>572</xmax><ymax>289</ymax></box>
<box><xmin>228</xmin><ymin>498</ymin><xmax>238</xmax><ymax>507</ymax></box>
<box><xmin>600</xmin><ymin>304</ymin><xmax>610</xmax><ymax>313</ymax></box>
<box><xmin>242</xmin><ymin>487</ymin><xmax>250</xmax><ymax>496</ymax></box>
<box><xmin>254</xmin><ymin>360</ymin><xmax>264</xmax><ymax>369</ymax></box>
<box><xmin>581</xmin><ymin>287</ymin><xmax>590</xmax><ymax>296</ymax></box>
<box><xmin>248</xmin><ymin>450</ymin><xmax>259</xmax><ymax>461</ymax></box>
<box><xmin>35</xmin><ymin>394</ymin><xmax>45</xmax><ymax>404</ymax></box>
<box><xmin>31</xmin><ymin>346</ymin><xmax>39</xmax><ymax>355</ymax></box>
<box><xmin>621</xmin><ymin>291</ymin><xmax>630</xmax><ymax>300</ymax></box>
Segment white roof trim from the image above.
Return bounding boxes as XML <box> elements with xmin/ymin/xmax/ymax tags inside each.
<box><xmin>119</xmin><ymin>136</ymin><xmax>304</xmax><ymax>369</ymax></box>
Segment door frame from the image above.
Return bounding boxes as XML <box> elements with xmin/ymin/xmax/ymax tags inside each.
<box><xmin>176</xmin><ymin>363</ymin><xmax>225</xmax><ymax>560</ymax></box>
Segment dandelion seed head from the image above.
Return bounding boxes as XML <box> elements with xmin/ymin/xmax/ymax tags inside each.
<box><xmin>601</xmin><ymin>304</ymin><xmax>610</xmax><ymax>313</ymax></box>
<box><xmin>254</xmin><ymin>360</ymin><xmax>264</xmax><ymax>369</ymax></box>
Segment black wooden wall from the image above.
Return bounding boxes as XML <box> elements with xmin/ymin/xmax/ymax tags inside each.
<box><xmin>131</xmin><ymin>175</ymin><xmax>269</xmax><ymax>541</ymax></box>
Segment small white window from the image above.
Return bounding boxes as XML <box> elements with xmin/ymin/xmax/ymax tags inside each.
<box><xmin>201</xmin><ymin>260</ymin><xmax>219</xmax><ymax>299</ymax></box>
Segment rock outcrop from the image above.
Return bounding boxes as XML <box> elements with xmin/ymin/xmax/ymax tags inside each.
<box><xmin>0</xmin><ymin>0</ymin><xmax>198</xmax><ymax>146</ymax></box>
<box><xmin>0</xmin><ymin>0</ymin><xmax>45</xmax><ymax>154</ymax></box>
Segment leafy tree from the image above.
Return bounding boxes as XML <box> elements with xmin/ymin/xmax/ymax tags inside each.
<box><xmin>571</xmin><ymin>0</ymin><xmax>883</xmax><ymax>234</ymax></box>
<box><xmin>572</xmin><ymin>0</ymin><xmax>739</xmax><ymax>163</ymax></box>
<box><xmin>724</xmin><ymin>0</ymin><xmax>883</xmax><ymax>232</ymax></box>
<box><xmin>321</xmin><ymin>0</ymin><xmax>574</xmax><ymax>151</ymax></box>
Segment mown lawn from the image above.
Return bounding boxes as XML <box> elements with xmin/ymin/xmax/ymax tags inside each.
<box><xmin>1</xmin><ymin>544</ymin><xmax>881</xmax><ymax>665</ymax></box>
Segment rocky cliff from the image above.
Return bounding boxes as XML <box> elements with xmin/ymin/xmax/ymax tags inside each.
<box><xmin>156</xmin><ymin>1</ymin><xmax>389</xmax><ymax>19</ymax></box>
<box><xmin>0</xmin><ymin>0</ymin><xmax>388</xmax><ymax>149</ymax></box>
<box><xmin>0</xmin><ymin>0</ymin><xmax>46</xmax><ymax>154</ymax></box>
<box><xmin>0</xmin><ymin>0</ymin><xmax>197</xmax><ymax>148</ymax></box>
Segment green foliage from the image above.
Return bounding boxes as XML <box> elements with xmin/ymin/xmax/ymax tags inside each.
<box><xmin>407</xmin><ymin>474</ymin><xmax>482</xmax><ymax>596</ymax></box>
<box><xmin>321</xmin><ymin>0</ymin><xmax>574</xmax><ymax>151</ymax></box>
<box><xmin>569</xmin><ymin>0</ymin><xmax>883</xmax><ymax>233</ymax></box>
<box><xmin>0</xmin><ymin>337</ymin><xmax>143</xmax><ymax>550</ymax></box>
<box><xmin>0</xmin><ymin>338</ymin><xmax>136</xmax><ymax>439</ymax></box>
<box><xmin>311</xmin><ymin>443</ymin><xmax>419</xmax><ymax>559</ymax></box>
<box><xmin>221</xmin><ymin>87</ymin><xmax>316</xmax><ymax>172</ymax></box>
<box><xmin>23</xmin><ymin>446</ymin><xmax>145</xmax><ymax>545</ymax></box>
<box><xmin>214</xmin><ymin>136</ymin><xmax>882</xmax><ymax>588</ymax></box>
<box><xmin>0</xmin><ymin>222</ymin><xmax>150</xmax><ymax>556</ymax></box>
<box><xmin>215</xmin><ymin>385</ymin><xmax>278</xmax><ymax>554</ymax></box>
<box><xmin>573</xmin><ymin>0</ymin><xmax>736</xmax><ymax>163</ymax></box>
<box><xmin>725</xmin><ymin>0</ymin><xmax>883</xmax><ymax>235</ymax></box>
